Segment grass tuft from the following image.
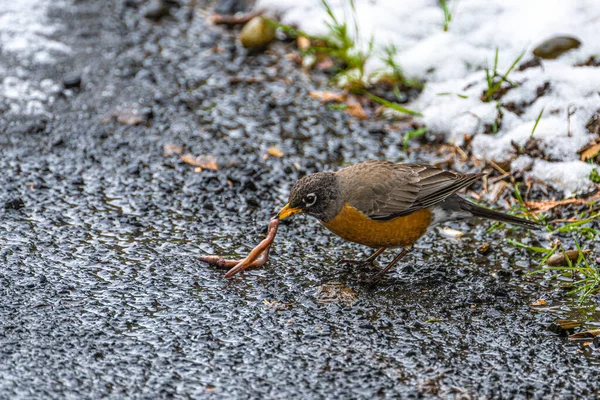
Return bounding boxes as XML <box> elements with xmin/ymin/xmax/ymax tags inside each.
<box><xmin>500</xmin><ymin>184</ymin><xmax>600</xmax><ymax>302</ymax></box>
<box><xmin>590</xmin><ymin>168</ymin><xmax>600</xmax><ymax>183</ymax></box>
<box><xmin>403</xmin><ymin>127</ymin><xmax>427</xmax><ymax>151</ymax></box>
<box><xmin>482</xmin><ymin>47</ymin><xmax>525</xmax><ymax>102</ymax></box>
<box><xmin>271</xmin><ymin>1</ymin><xmax>423</xmax><ymax>115</ymax></box>
<box><xmin>379</xmin><ymin>43</ymin><xmax>423</xmax><ymax>91</ymax></box>
<box><xmin>316</xmin><ymin>0</ymin><xmax>373</xmax><ymax>92</ymax></box>
<box><xmin>439</xmin><ymin>0</ymin><xmax>452</xmax><ymax>32</ymax></box>
<box><xmin>366</xmin><ymin>92</ymin><xmax>423</xmax><ymax>116</ymax></box>
<box><xmin>530</xmin><ymin>107</ymin><xmax>545</xmax><ymax>139</ymax></box>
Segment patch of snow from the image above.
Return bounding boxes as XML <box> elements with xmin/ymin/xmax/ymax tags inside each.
<box><xmin>0</xmin><ymin>0</ymin><xmax>70</xmax><ymax>116</ymax></box>
<box><xmin>258</xmin><ymin>0</ymin><xmax>600</xmax><ymax>195</ymax></box>
<box><xmin>528</xmin><ymin>160</ymin><xmax>595</xmax><ymax>197</ymax></box>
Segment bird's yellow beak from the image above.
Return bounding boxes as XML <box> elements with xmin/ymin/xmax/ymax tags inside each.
<box><xmin>278</xmin><ymin>203</ymin><xmax>302</xmax><ymax>220</ymax></box>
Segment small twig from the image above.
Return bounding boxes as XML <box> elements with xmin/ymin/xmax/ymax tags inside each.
<box><xmin>228</xmin><ymin>76</ymin><xmax>266</xmax><ymax>84</ymax></box>
<box><xmin>453</xmin><ymin>144</ymin><xmax>469</xmax><ymax>161</ymax></box>
<box><xmin>567</xmin><ymin>104</ymin><xmax>577</xmax><ymax>138</ymax></box>
<box><xmin>488</xmin><ymin>172</ymin><xmax>511</xmax><ymax>185</ymax></box>
<box><xmin>486</xmin><ymin>158</ymin><xmax>511</xmax><ymax>177</ymax></box>
<box><xmin>526</xmin><ymin>193</ymin><xmax>600</xmax><ymax>213</ymax></box>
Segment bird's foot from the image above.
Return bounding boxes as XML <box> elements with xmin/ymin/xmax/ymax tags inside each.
<box><xmin>337</xmin><ymin>258</ymin><xmax>380</xmax><ymax>271</ymax></box>
<box><xmin>357</xmin><ymin>270</ymin><xmax>387</xmax><ymax>285</ymax></box>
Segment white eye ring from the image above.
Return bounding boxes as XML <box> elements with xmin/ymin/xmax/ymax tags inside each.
<box><xmin>304</xmin><ymin>193</ymin><xmax>317</xmax><ymax>207</ymax></box>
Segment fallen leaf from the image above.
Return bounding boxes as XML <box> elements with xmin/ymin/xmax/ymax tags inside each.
<box><xmin>267</xmin><ymin>147</ymin><xmax>284</xmax><ymax>158</ymax></box>
<box><xmin>181</xmin><ymin>154</ymin><xmax>218</xmax><ymax>170</ymax></box>
<box><xmin>530</xmin><ymin>299</ymin><xmax>547</xmax><ymax>306</ymax></box>
<box><xmin>345</xmin><ymin>101</ymin><xmax>368</xmax><ymax>119</ymax></box>
<box><xmin>579</xmin><ymin>142</ymin><xmax>600</xmax><ymax>161</ymax></box>
<box><xmin>101</xmin><ymin>106</ymin><xmax>151</xmax><ymax>125</ymax></box>
<box><xmin>163</xmin><ymin>143</ymin><xmax>183</xmax><ymax>156</ymax></box>
<box><xmin>316</xmin><ymin>58</ymin><xmax>334</xmax><ymax>70</ymax></box>
<box><xmin>297</xmin><ymin>36</ymin><xmax>311</xmax><ymax>50</ymax></box>
<box><xmin>315</xmin><ymin>281</ymin><xmax>358</xmax><ymax>306</ymax></box>
<box><xmin>309</xmin><ymin>91</ymin><xmax>345</xmax><ymax>103</ymax></box>
<box><xmin>569</xmin><ymin>329</ymin><xmax>600</xmax><ymax>341</ymax></box>
<box><xmin>477</xmin><ymin>243</ymin><xmax>491</xmax><ymax>255</ymax></box>
<box><xmin>556</xmin><ymin>319</ymin><xmax>581</xmax><ymax>330</ymax></box>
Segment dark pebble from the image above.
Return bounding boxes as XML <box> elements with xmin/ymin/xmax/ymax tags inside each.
<box><xmin>4</xmin><ymin>198</ymin><xmax>25</xmax><ymax>210</ymax></box>
<box><xmin>63</xmin><ymin>74</ymin><xmax>82</xmax><ymax>89</ymax></box>
<box><xmin>215</xmin><ymin>0</ymin><xmax>251</xmax><ymax>15</ymax></box>
<box><xmin>144</xmin><ymin>0</ymin><xmax>170</xmax><ymax>21</ymax></box>
<box><xmin>533</xmin><ymin>36</ymin><xmax>581</xmax><ymax>59</ymax></box>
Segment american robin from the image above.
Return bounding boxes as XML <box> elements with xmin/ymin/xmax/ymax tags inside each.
<box><xmin>277</xmin><ymin>160</ymin><xmax>539</xmax><ymax>281</ymax></box>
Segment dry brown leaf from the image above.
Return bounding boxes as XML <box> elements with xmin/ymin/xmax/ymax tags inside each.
<box><xmin>316</xmin><ymin>58</ymin><xmax>335</xmax><ymax>70</ymax></box>
<box><xmin>310</xmin><ymin>91</ymin><xmax>368</xmax><ymax>119</ymax></box>
<box><xmin>181</xmin><ymin>154</ymin><xmax>218</xmax><ymax>170</ymax></box>
<box><xmin>101</xmin><ymin>106</ymin><xmax>151</xmax><ymax>126</ymax></box>
<box><xmin>569</xmin><ymin>329</ymin><xmax>600</xmax><ymax>341</ymax></box>
<box><xmin>266</xmin><ymin>147</ymin><xmax>284</xmax><ymax>158</ymax></box>
<box><xmin>345</xmin><ymin>102</ymin><xmax>368</xmax><ymax>119</ymax></box>
<box><xmin>579</xmin><ymin>142</ymin><xmax>600</xmax><ymax>161</ymax></box>
<box><xmin>315</xmin><ymin>281</ymin><xmax>358</xmax><ymax>306</ymax></box>
<box><xmin>477</xmin><ymin>243</ymin><xmax>491</xmax><ymax>255</ymax></box>
<box><xmin>309</xmin><ymin>91</ymin><xmax>345</xmax><ymax>103</ymax></box>
<box><xmin>556</xmin><ymin>319</ymin><xmax>581</xmax><ymax>330</ymax></box>
<box><xmin>530</xmin><ymin>299</ymin><xmax>547</xmax><ymax>306</ymax></box>
<box><xmin>163</xmin><ymin>144</ymin><xmax>183</xmax><ymax>157</ymax></box>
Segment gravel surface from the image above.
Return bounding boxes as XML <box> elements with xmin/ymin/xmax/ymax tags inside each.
<box><xmin>0</xmin><ymin>1</ymin><xmax>598</xmax><ymax>398</ymax></box>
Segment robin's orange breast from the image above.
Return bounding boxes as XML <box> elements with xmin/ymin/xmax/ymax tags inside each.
<box><xmin>322</xmin><ymin>203</ymin><xmax>432</xmax><ymax>248</ymax></box>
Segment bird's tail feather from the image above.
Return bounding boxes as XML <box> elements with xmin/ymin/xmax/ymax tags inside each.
<box><xmin>458</xmin><ymin>198</ymin><xmax>541</xmax><ymax>229</ymax></box>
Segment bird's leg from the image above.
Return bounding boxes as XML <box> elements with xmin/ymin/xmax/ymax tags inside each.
<box><xmin>367</xmin><ymin>247</ymin><xmax>411</xmax><ymax>283</ymax></box>
<box><xmin>339</xmin><ymin>247</ymin><xmax>387</xmax><ymax>269</ymax></box>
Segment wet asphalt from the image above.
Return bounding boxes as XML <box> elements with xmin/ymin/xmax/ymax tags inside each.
<box><xmin>0</xmin><ymin>0</ymin><xmax>599</xmax><ymax>398</ymax></box>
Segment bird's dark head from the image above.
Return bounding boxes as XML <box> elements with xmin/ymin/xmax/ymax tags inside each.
<box><xmin>278</xmin><ymin>172</ymin><xmax>341</xmax><ymax>222</ymax></box>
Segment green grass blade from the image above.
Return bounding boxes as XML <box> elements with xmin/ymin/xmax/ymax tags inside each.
<box><xmin>366</xmin><ymin>92</ymin><xmax>423</xmax><ymax>116</ymax></box>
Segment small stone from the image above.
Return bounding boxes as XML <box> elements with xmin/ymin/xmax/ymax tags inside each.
<box><xmin>144</xmin><ymin>0</ymin><xmax>170</xmax><ymax>21</ymax></box>
<box><xmin>4</xmin><ymin>198</ymin><xmax>25</xmax><ymax>210</ymax></box>
<box><xmin>63</xmin><ymin>74</ymin><xmax>81</xmax><ymax>89</ymax></box>
<box><xmin>239</xmin><ymin>17</ymin><xmax>275</xmax><ymax>50</ymax></box>
<box><xmin>215</xmin><ymin>0</ymin><xmax>250</xmax><ymax>15</ymax></box>
<box><xmin>533</xmin><ymin>36</ymin><xmax>581</xmax><ymax>59</ymax></box>
<box><xmin>586</xmin><ymin>110</ymin><xmax>600</xmax><ymax>136</ymax></box>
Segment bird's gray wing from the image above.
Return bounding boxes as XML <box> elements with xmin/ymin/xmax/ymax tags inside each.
<box><xmin>336</xmin><ymin>161</ymin><xmax>484</xmax><ymax>221</ymax></box>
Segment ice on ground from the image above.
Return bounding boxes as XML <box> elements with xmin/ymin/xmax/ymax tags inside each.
<box><xmin>0</xmin><ymin>0</ymin><xmax>69</xmax><ymax>115</ymax></box>
<box><xmin>258</xmin><ymin>0</ymin><xmax>600</xmax><ymax>195</ymax></box>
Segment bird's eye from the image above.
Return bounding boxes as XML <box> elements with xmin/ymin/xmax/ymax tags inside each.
<box><xmin>304</xmin><ymin>193</ymin><xmax>317</xmax><ymax>207</ymax></box>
